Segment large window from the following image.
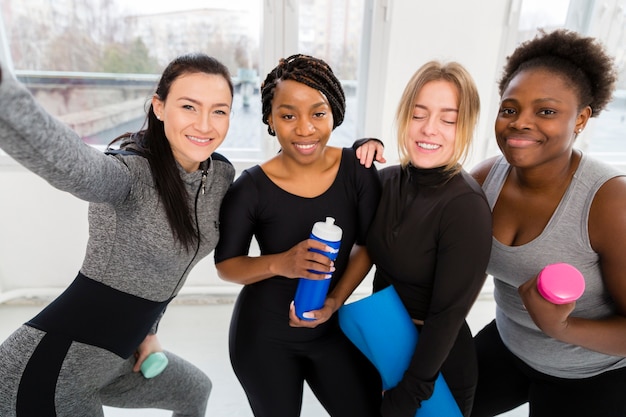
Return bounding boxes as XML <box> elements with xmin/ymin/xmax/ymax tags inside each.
<box><xmin>295</xmin><ymin>0</ymin><xmax>365</xmax><ymax>148</ymax></box>
<box><xmin>1</xmin><ymin>0</ymin><xmax>265</xmax><ymax>162</ymax></box>
<box><xmin>0</xmin><ymin>0</ymin><xmax>367</xmax><ymax>162</ymax></box>
<box><xmin>516</xmin><ymin>0</ymin><xmax>626</xmax><ymax>168</ymax></box>
<box><xmin>3</xmin><ymin>1</ymin><xmax>623</xmax><ymax>167</ymax></box>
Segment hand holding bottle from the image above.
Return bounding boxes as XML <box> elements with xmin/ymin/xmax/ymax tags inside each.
<box><xmin>294</xmin><ymin>217</ymin><xmax>342</xmax><ymax>321</ymax></box>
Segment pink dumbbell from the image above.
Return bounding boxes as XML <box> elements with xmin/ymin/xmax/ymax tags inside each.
<box><xmin>537</xmin><ymin>263</ymin><xmax>585</xmax><ymax>304</ymax></box>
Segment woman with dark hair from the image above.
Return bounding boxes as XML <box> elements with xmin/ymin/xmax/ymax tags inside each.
<box><xmin>0</xmin><ymin>53</ymin><xmax>235</xmax><ymax>416</ymax></box>
<box><xmin>469</xmin><ymin>29</ymin><xmax>626</xmax><ymax>417</ymax></box>
<box><xmin>215</xmin><ymin>54</ymin><xmax>383</xmax><ymax>417</ymax></box>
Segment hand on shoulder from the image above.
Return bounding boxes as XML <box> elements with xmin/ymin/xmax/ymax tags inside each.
<box><xmin>354</xmin><ymin>138</ymin><xmax>386</xmax><ymax>168</ymax></box>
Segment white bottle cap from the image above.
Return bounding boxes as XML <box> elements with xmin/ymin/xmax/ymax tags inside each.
<box><xmin>312</xmin><ymin>217</ymin><xmax>343</xmax><ymax>242</ymax></box>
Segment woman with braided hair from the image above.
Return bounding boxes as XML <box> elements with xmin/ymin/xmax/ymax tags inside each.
<box><xmin>215</xmin><ymin>54</ymin><xmax>383</xmax><ymax>416</ymax></box>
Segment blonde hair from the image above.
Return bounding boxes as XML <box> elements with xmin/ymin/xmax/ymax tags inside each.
<box><xmin>396</xmin><ymin>61</ymin><xmax>480</xmax><ymax>173</ymax></box>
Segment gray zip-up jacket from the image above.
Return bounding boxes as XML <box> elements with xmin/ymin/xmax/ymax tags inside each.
<box><xmin>0</xmin><ymin>67</ymin><xmax>235</xmax><ymax>348</ymax></box>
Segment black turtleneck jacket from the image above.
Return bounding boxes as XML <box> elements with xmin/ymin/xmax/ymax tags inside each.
<box><xmin>366</xmin><ymin>163</ymin><xmax>492</xmax><ymax>413</ymax></box>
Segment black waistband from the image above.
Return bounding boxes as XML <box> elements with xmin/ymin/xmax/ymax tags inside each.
<box><xmin>26</xmin><ymin>273</ymin><xmax>171</xmax><ymax>359</ymax></box>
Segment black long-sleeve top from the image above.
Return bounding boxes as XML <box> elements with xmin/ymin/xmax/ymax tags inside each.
<box><xmin>366</xmin><ymin>164</ymin><xmax>492</xmax><ymax>405</ymax></box>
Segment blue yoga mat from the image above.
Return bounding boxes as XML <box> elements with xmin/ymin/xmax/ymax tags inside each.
<box><xmin>338</xmin><ymin>285</ymin><xmax>462</xmax><ymax>417</ymax></box>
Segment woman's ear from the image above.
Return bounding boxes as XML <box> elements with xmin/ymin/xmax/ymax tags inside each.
<box><xmin>267</xmin><ymin>114</ymin><xmax>276</xmax><ymax>135</ymax></box>
<box><xmin>575</xmin><ymin>105</ymin><xmax>592</xmax><ymax>134</ymax></box>
<box><xmin>267</xmin><ymin>114</ymin><xmax>274</xmax><ymax>130</ymax></box>
<box><xmin>152</xmin><ymin>94</ymin><xmax>163</xmax><ymax>121</ymax></box>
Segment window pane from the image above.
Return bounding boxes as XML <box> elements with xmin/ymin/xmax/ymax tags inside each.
<box><xmin>297</xmin><ymin>0</ymin><xmax>364</xmax><ymax>148</ymax></box>
<box><xmin>515</xmin><ymin>0</ymin><xmax>626</xmax><ymax>168</ymax></box>
<box><xmin>518</xmin><ymin>0</ymin><xmax>569</xmax><ymax>34</ymax></box>
<box><xmin>587</xmin><ymin>90</ymin><xmax>626</xmax><ymax>163</ymax></box>
<box><xmin>0</xmin><ymin>0</ymin><xmax>263</xmax><ymax>161</ymax></box>
<box><xmin>583</xmin><ymin>20</ymin><xmax>626</xmax><ymax>167</ymax></box>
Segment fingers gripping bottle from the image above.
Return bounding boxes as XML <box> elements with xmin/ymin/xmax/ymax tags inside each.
<box><xmin>294</xmin><ymin>217</ymin><xmax>343</xmax><ymax>321</ymax></box>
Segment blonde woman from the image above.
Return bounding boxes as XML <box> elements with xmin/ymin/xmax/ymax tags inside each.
<box><xmin>356</xmin><ymin>61</ymin><xmax>492</xmax><ymax>417</ymax></box>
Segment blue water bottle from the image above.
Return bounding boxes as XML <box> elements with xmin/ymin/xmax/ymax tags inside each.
<box><xmin>294</xmin><ymin>217</ymin><xmax>343</xmax><ymax>321</ymax></box>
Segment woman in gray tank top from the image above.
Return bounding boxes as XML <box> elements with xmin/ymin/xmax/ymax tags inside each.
<box><xmin>470</xmin><ymin>30</ymin><xmax>626</xmax><ymax>417</ymax></box>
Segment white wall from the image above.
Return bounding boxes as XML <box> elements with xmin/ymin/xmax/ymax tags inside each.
<box><xmin>0</xmin><ymin>0</ymin><xmax>513</xmax><ymax>301</ymax></box>
<box><xmin>0</xmin><ymin>161</ymin><xmax>88</xmax><ymax>299</ymax></box>
<box><xmin>362</xmin><ymin>0</ymin><xmax>513</xmax><ymax>168</ymax></box>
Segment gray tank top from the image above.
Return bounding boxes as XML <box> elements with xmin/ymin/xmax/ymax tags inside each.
<box><xmin>483</xmin><ymin>153</ymin><xmax>626</xmax><ymax>378</ymax></box>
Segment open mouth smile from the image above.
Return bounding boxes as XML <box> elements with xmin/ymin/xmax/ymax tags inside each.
<box><xmin>417</xmin><ymin>142</ymin><xmax>440</xmax><ymax>150</ymax></box>
<box><xmin>188</xmin><ymin>135</ymin><xmax>213</xmax><ymax>144</ymax></box>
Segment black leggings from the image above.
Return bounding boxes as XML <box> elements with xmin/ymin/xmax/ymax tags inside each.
<box><xmin>471</xmin><ymin>320</ymin><xmax>626</xmax><ymax>417</ymax></box>
<box><xmin>228</xmin><ymin>287</ymin><xmax>382</xmax><ymax>417</ymax></box>
<box><xmin>438</xmin><ymin>321</ymin><xmax>479</xmax><ymax>417</ymax></box>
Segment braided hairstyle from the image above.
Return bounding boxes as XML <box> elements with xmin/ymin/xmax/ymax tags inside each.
<box><xmin>498</xmin><ymin>29</ymin><xmax>617</xmax><ymax>117</ymax></box>
<box><xmin>260</xmin><ymin>54</ymin><xmax>346</xmax><ymax>135</ymax></box>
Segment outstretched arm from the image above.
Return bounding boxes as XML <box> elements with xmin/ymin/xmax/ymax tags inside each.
<box><xmin>0</xmin><ymin>61</ymin><xmax>132</xmax><ymax>203</ymax></box>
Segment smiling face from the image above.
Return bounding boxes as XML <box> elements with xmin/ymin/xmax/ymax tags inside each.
<box><xmin>152</xmin><ymin>72</ymin><xmax>232</xmax><ymax>172</ymax></box>
<box><xmin>267</xmin><ymin>79</ymin><xmax>334</xmax><ymax>164</ymax></box>
<box><xmin>405</xmin><ymin>80</ymin><xmax>459</xmax><ymax>169</ymax></box>
<box><xmin>495</xmin><ymin>68</ymin><xmax>589</xmax><ymax>168</ymax></box>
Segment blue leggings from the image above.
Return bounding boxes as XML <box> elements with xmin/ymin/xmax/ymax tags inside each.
<box><xmin>471</xmin><ymin>320</ymin><xmax>626</xmax><ymax>417</ymax></box>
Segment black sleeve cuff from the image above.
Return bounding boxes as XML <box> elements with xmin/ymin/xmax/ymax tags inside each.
<box><xmin>352</xmin><ymin>137</ymin><xmax>384</xmax><ymax>151</ymax></box>
<box><xmin>381</xmin><ymin>384</ymin><xmax>421</xmax><ymax>417</ymax></box>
